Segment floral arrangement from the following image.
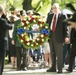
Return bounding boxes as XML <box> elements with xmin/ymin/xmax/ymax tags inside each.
<box><xmin>17</xmin><ymin>15</ymin><xmax>50</xmax><ymax>49</ymax></box>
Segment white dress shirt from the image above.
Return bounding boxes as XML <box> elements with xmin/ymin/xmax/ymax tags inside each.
<box><xmin>50</xmin><ymin>14</ymin><xmax>58</xmax><ymax>30</ymax></box>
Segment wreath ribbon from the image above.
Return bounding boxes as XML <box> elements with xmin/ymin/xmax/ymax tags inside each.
<box><xmin>17</xmin><ymin>28</ymin><xmax>50</xmax><ymax>35</ymax></box>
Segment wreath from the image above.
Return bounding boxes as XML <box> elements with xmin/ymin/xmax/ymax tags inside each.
<box><xmin>17</xmin><ymin>15</ymin><xmax>50</xmax><ymax>49</ymax></box>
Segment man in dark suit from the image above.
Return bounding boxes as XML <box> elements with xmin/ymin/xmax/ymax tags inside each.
<box><xmin>66</xmin><ymin>28</ymin><xmax>76</xmax><ymax>72</ymax></box>
<box><xmin>0</xmin><ymin>5</ymin><xmax>12</xmax><ymax>75</ymax></box>
<box><xmin>46</xmin><ymin>3</ymin><xmax>69</xmax><ymax>73</ymax></box>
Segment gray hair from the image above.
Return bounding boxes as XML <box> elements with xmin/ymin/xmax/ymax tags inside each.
<box><xmin>53</xmin><ymin>3</ymin><xmax>60</xmax><ymax>9</ymax></box>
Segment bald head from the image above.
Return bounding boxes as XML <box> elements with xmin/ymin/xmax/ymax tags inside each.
<box><xmin>0</xmin><ymin>5</ymin><xmax>5</xmax><ymax>17</ymax></box>
<box><xmin>0</xmin><ymin>5</ymin><xmax>4</xmax><ymax>13</ymax></box>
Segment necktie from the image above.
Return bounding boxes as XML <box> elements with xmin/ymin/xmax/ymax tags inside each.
<box><xmin>52</xmin><ymin>14</ymin><xmax>56</xmax><ymax>32</ymax></box>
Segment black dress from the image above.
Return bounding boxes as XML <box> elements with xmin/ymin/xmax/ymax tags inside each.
<box><xmin>9</xmin><ymin>24</ymin><xmax>16</xmax><ymax>57</ymax></box>
<box><xmin>9</xmin><ymin>38</ymin><xmax>16</xmax><ymax>57</ymax></box>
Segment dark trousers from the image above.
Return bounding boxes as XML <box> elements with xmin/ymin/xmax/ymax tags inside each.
<box><xmin>0</xmin><ymin>42</ymin><xmax>5</xmax><ymax>75</ymax></box>
<box><xmin>16</xmin><ymin>47</ymin><xmax>28</xmax><ymax>69</ymax></box>
<box><xmin>49</xmin><ymin>33</ymin><xmax>63</xmax><ymax>71</ymax></box>
<box><xmin>68</xmin><ymin>40</ymin><xmax>76</xmax><ymax>71</ymax></box>
<box><xmin>63</xmin><ymin>44</ymin><xmax>71</xmax><ymax>65</ymax></box>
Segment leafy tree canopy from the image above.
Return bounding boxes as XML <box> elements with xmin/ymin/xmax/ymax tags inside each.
<box><xmin>0</xmin><ymin>0</ymin><xmax>76</xmax><ymax>17</ymax></box>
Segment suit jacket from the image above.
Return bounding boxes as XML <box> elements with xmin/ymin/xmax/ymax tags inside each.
<box><xmin>46</xmin><ymin>13</ymin><xmax>67</xmax><ymax>43</ymax></box>
<box><xmin>12</xmin><ymin>19</ymin><xmax>22</xmax><ymax>47</ymax></box>
<box><xmin>0</xmin><ymin>18</ymin><xmax>12</xmax><ymax>51</ymax></box>
<box><xmin>1</xmin><ymin>14</ymin><xmax>11</xmax><ymax>50</ymax></box>
<box><xmin>70</xmin><ymin>28</ymin><xmax>76</xmax><ymax>44</ymax></box>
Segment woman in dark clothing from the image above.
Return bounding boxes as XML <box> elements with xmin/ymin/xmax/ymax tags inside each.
<box><xmin>9</xmin><ymin>12</ymin><xmax>17</xmax><ymax>69</ymax></box>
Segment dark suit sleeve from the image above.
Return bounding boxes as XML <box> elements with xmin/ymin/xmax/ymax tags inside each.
<box><xmin>46</xmin><ymin>13</ymin><xmax>50</xmax><ymax>23</ymax></box>
<box><xmin>62</xmin><ymin>14</ymin><xmax>68</xmax><ymax>38</ymax></box>
<box><xmin>2</xmin><ymin>19</ymin><xmax>12</xmax><ymax>30</ymax></box>
<box><xmin>46</xmin><ymin>13</ymin><xmax>53</xmax><ymax>29</ymax></box>
<box><xmin>46</xmin><ymin>13</ymin><xmax>51</xmax><ymax>27</ymax></box>
<box><xmin>70</xmin><ymin>28</ymin><xmax>76</xmax><ymax>43</ymax></box>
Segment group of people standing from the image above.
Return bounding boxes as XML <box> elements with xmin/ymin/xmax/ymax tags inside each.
<box><xmin>0</xmin><ymin>2</ymin><xmax>76</xmax><ymax>75</ymax></box>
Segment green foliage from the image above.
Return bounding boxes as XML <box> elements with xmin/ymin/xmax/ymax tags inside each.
<box><xmin>32</xmin><ymin>0</ymin><xmax>51</xmax><ymax>17</ymax></box>
<box><xmin>0</xmin><ymin>0</ymin><xmax>76</xmax><ymax>16</ymax></box>
<box><xmin>13</xmin><ymin>0</ymin><xmax>23</xmax><ymax>9</ymax></box>
<box><xmin>0</xmin><ymin>0</ymin><xmax>23</xmax><ymax>11</ymax></box>
<box><xmin>32</xmin><ymin>0</ymin><xmax>40</xmax><ymax>8</ymax></box>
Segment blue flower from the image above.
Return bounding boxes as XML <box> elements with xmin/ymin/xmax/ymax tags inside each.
<box><xmin>41</xmin><ymin>29</ymin><xmax>50</xmax><ymax>35</ymax></box>
<box><xmin>17</xmin><ymin>28</ymin><xmax>25</xmax><ymax>35</ymax></box>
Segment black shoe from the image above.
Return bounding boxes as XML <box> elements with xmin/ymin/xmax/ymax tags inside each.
<box><xmin>57</xmin><ymin>70</ymin><xmax>62</xmax><ymax>73</ymax></box>
<box><xmin>47</xmin><ymin>68</ymin><xmax>56</xmax><ymax>72</ymax></box>
<box><xmin>21</xmin><ymin>67</ymin><xmax>27</xmax><ymax>71</ymax></box>
<box><xmin>22</xmin><ymin>68</ymin><xmax>27</xmax><ymax>71</ymax></box>
<box><xmin>66</xmin><ymin>69</ymin><xmax>72</xmax><ymax>73</ymax></box>
<box><xmin>17</xmin><ymin>68</ymin><xmax>21</xmax><ymax>71</ymax></box>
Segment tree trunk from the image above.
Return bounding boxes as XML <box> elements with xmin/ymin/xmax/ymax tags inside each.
<box><xmin>22</xmin><ymin>0</ymin><xmax>32</xmax><ymax>11</ymax></box>
<box><xmin>52</xmin><ymin>0</ymin><xmax>56</xmax><ymax>5</ymax></box>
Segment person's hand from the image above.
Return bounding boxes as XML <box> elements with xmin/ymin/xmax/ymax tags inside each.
<box><xmin>11</xmin><ymin>40</ymin><xmax>15</xmax><ymax>45</ymax></box>
<box><xmin>65</xmin><ymin>37</ymin><xmax>70</xmax><ymax>43</ymax></box>
<box><xmin>68</xmin><ymin>21</ymin><xmax>76</xmax><ymax>28</ymax></box>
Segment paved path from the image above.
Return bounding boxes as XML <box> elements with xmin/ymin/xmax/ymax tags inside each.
<box><xmin>3</xmin><ymin>64</ymin><xmax>76</xmax><ymax>75</ymax></box>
